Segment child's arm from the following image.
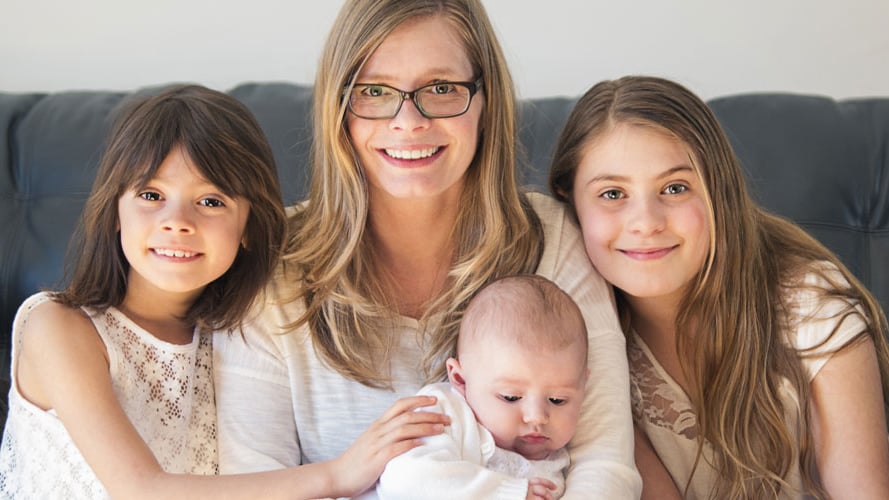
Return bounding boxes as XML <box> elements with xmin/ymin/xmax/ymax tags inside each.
<box><xmin>633</xmin><ymin>424</ymin><xmax>682</xmax><ymax>499</ymax></box>
<box><xmin>16</xmin><ymin>301</ymin><xmax>447</xmax><ymax>500</ymax></box>
<box><xmin>809</xmin><ymin>336</ymin><xmax>889</xmax><ymax>499</ymax></box>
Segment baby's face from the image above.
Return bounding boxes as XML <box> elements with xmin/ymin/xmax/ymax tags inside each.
<box><xmin>449</xmin><ymin>336</ymin><xmax>588</xmax><ymax>460</ymax></box>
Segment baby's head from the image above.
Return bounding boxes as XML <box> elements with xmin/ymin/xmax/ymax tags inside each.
<box><xmin>446</xmin><ymin>275</ymin><xmax>589</xmax><ymax>460</ymax></box>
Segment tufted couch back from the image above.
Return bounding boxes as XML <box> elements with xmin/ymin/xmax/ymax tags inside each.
<box><xmin>1</xmin><ymin>83</ymin><xmax>888</xmax><ymax>429</ymax></box>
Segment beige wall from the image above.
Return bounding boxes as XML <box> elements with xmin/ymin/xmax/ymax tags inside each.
<box><xmin>2</xmin><ymin>0</ymin><xmax>887</xmax><ymax>99</ymax></box>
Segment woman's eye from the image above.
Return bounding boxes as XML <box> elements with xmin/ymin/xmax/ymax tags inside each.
<box><xmin>600</xmin><ymin>189</ymin><xmax>624</xmax><ymax>201</ymax></box>
<box><xmin>500</xmin><ymin>395</ymin><xmax>521</xmax><ymax>403</ymax></box>
<box><xmin>362</xmin><ymin>85</ymin><xmax>389</xmax><ymax>97</ymax></box>
<box><xmin>663</xmin><ymin>183</ymin><xmax>688</xmax><ymax>195</ymax></box>
<box><xmin>139</xmin><ymin>191</ymin><xmax>161</xmax><ymax>201</ymax></box>
<box><xmin>198</xmin><ymin>197</ymin><xmax>225</xmax><ymax>208</ymax></box>
<box><xmin>548</xmin><ymin>397</ymin><xmax>567</xmax><ymax>406</ymax></box>
<box><xmin>432</xmin><ymin>83</ymin><xmax>455</xmax><ymax>95</ymax></box>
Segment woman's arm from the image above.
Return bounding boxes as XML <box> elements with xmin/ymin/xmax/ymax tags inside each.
<box><xmin>810</xmin><ymin>336</ymin><xmax>889</xmax><ymax>499</ymax></box>
<box><xmin>530</xmin><ymin>194</ymin><xmax>642</xmax><ymax>499</ymax></box>
<box><xmin>213</xmin><ymin>318</ymin><xmax>302</xmax><ymax>472</ymax></box>
<box><xmin>18</xmin><ymin>301</ymin><xmax>446</xmax><ymax>500</ymax></box>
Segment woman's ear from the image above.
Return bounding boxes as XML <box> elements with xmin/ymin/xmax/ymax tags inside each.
<box><xmin>446</xmin><ymin>357</ymin><xmax>467</xmax><ymax>397</ymax></box>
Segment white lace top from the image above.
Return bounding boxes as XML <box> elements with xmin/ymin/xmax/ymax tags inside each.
<box><xmin>629</xmin><ymin>269</ymin><xmax>868</xmax><ymax>499</ymax></box>
<box><xmin>0</xmin><ymin>292</ymin><xmax>217</xmax><ymax>499</ymax></box>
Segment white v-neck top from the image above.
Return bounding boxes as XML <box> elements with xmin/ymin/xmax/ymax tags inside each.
<box><xmin>213</xmin><ymin>192</ymin><xmax>641</xmax><ymax>499</ymax></box>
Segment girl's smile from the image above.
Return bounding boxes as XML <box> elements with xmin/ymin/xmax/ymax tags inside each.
<box><xmin>618</xmin><ymin>245</ymin><xmax>678</xmax><ymax>260</ymax></box>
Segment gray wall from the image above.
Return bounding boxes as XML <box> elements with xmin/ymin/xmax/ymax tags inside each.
<box><xmin>3</xmin><ymin>0</ymin><xmax>887</xmax><ymax>99</ymax></box>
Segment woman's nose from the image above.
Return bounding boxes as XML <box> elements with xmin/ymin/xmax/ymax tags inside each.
<box><xmin>389</xmin><ymin>97</ymin><xmax>431</xmax><ymax>132</ymax></box>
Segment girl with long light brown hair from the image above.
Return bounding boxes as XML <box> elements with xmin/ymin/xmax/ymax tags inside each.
<box><xmin>551</xmin><ymin>75</ymin><xmax>889</xmax><ymax>499</ymax></box>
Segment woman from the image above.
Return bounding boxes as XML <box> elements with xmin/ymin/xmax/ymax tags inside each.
<box><xmin>213</xmin><ymin>1</ymin><xmax>640</xmax><ymax>498</ymax></box>
<box><xmin>550</xmin><ymin>75</ymin><xmax>889</xmax><ymax>499</ymax></box>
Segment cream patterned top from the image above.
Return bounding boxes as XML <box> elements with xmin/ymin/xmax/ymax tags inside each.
<box><xmin>0</xmin><ymin>292</ymin><xmax>217</xmax><ymax>499</ymax></box>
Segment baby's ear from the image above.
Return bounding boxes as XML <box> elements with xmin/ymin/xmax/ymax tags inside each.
<box><xmin>446</xmin><ymin>357</ymin><xmax>467</xmax><ymax>397</ymax></box>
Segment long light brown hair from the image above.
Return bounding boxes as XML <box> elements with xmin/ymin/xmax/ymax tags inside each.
<box><xmin>56</xmin><ymin>85</ymin><xmax>287</xmax><ymax>332</ymax></box>
<box><xmin>283</xmin><ymin>0</ymin><xmax>543</xmax><ymax>387</ymax></box>
<box><xmin>550</xmin><ymin>76</ymin><xmax>889</xmax><ymax>499</ymax></box>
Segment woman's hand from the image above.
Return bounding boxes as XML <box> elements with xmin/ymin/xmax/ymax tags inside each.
<box><xmin>526</xmin><ymin>477</ymin><xmax>557</xmax><ymax>500</ymax></box>
<box><xmin>327</xmin><ymin>395</ymin><xmax>450</xmax><ymax>497</ymax></box>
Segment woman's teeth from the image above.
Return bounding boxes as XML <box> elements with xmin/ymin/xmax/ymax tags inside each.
<box><xmin>385</xmin><ymin>147</ymin><xmax>439</xmax><ymax>159</ymax></box>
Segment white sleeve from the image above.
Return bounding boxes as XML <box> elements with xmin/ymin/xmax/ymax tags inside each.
<box><xmin>789</xmin><ymin>266</ymin><xmax>871</xmax><ymax>381</ymax></box>
<box><xmin>377</xmin><ymin>384</ymin><xmax>529</xmax><ymax>500</ymax></box>
<box><xmin>530</xmin><ymin>193</ymin><xmax>642</xmax><ymax>499</ymax></box>
<box><xmin>213</xmin><ymin>316</ymin><xmax>300</xmax><ymax>473</ymax></box>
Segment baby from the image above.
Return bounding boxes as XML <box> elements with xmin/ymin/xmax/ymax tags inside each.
<box><xmin>377</xmin><ymin>274</ymin><xmax>589</xmax><ymax>500</ymax></box>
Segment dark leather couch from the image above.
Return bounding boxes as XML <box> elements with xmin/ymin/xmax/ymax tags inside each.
<box><xmin>2</xmin><ymin>83</ymin><xmax>888</xmax><ymax>429</ymax></box>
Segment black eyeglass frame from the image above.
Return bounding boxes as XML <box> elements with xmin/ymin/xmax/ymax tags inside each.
<box><xmin>345</xmin><ymin>77</ymin><xmax>484</xmax><ymax>120</ymax></box>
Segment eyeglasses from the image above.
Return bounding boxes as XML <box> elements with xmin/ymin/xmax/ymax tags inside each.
<box><xmin>345</xmin><ymin>77</ymin><xmax>483</xmax><ymax>119</ymax></box>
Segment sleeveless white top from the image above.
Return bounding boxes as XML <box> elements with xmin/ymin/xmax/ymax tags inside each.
<box><xmin>630</xmin><ymin>268</ymin><xmax>872</xmax><ymax>499</ymax></box>
<box><xmin>0</xmin><ymin>293</ymin><xmax>217</xmax><ymax>499</ymax></box>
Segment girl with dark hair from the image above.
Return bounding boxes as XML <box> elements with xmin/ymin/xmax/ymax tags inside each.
<box><xmin>0</xmin><ymin>84</ymin><xmax>444</xmax><ymax>499</ymax></box>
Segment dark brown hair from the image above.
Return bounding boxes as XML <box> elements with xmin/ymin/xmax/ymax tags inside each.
<box><xmin>55</xmin><ymin>84</ymin><xmax>286</xmax><ymax>332</ymax></box>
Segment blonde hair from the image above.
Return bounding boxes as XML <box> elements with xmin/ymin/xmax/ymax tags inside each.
<box><xmin>550</xmin><ymin>76</ymin><xmax>889</xmax><ymax>499</ymax></box>
<box><xmin>458</xmin><ymin>275</ymin><xmax>587</xmax><ymax>365</ymax></box>
<box><xmin>283</xmin><ymin>0</ymin><xmax>543</xmax><ymax>387</ymax></box>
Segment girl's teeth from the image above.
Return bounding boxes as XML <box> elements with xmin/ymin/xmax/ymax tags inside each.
<box><xmin>385</xmin><ymin>147</ymin><xmax>439</xmax><ymax>159</ymax></box>
<box><xmin>156</xmin><ymin>249</ymin><xmax>195</xmax><ymax>258</ymax></box>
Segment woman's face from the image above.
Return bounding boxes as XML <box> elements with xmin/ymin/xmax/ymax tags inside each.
<box><xmin>571</xmin><ymin>123</ymin><xmax>711</xmax><ymax>307</ymax></box>
<box><xmin>345</xmin><ymin>15</ymin><xmax>483</xmax><ymax>203</ymax></box>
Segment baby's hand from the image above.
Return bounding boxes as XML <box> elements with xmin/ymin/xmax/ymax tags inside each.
<box><xmin>526</xmin><ymin>477</ymin><xmax>557</xmax><ymax>500</ymax></box>
<box><xmin>330</xmin><ymin>395</ymin><xmax>449</xmax><ymax>497</ymax></box>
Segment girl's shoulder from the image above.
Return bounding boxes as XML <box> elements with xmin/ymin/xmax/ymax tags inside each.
<box><xmin>783</xmin><ymin>260</ymin><xmax>870</xmax><ymax>377</ymax></box>
<box><xmin>13</xmin><ymin>293</ymin><xmax>107</xmax><ymax>411</ymax></box>
<box><xmin>16</xmin><ymin>292</ymin><xmax>95</xmax><ymax>342</ymax></box>
<box><xmin>784</xmin><ymin>260</ymin><xmax>855</xmax><ymax>318</ymax></box>
<box><xmin>525</xmin><ymin>191</ymin><xmax>567</xmax><ymax>219</ymax></box>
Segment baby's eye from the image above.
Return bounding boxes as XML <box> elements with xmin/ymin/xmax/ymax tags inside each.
<box><xmin>139</xmin><ymin>191</ymin><xmax>162</xmax><ymax>201</ymax></box>
<box><xmin>599</xmin><ymin>189</ymin><xmax>625</xmax><ymax>201</ymax></box>
<box><xmin>663</xmin><ymin>183</ymin><xmax>688</xmax><ymax>195</ymax></box>
<box><xmin>548</xmin><ymin>397</ymin><xmax>567</xmax><ymax>406</ymax></box>
<box><xmin>500</xmin><ymin>395</ymin><xmax>521</xmax><ymax>403</ymax></box>
<box><xmin>198</xmin><ymin>197</ymin><xmax>226</xmax><ymax>208</ymax></box>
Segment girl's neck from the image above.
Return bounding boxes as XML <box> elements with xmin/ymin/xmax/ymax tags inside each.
<box><xmin>118</xmin><ymin>289</ymin><xmax>198</xmax><ymax>345</ymax></box>
<box><xmin>625</xmin><ymin>293</ymin><xmax>691</xmax><ymax>393</ymax></box>
<box><xmin>367</xmin><ymin>192</ymin><xmax>460</xmax><ymax>319</ymax></box>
